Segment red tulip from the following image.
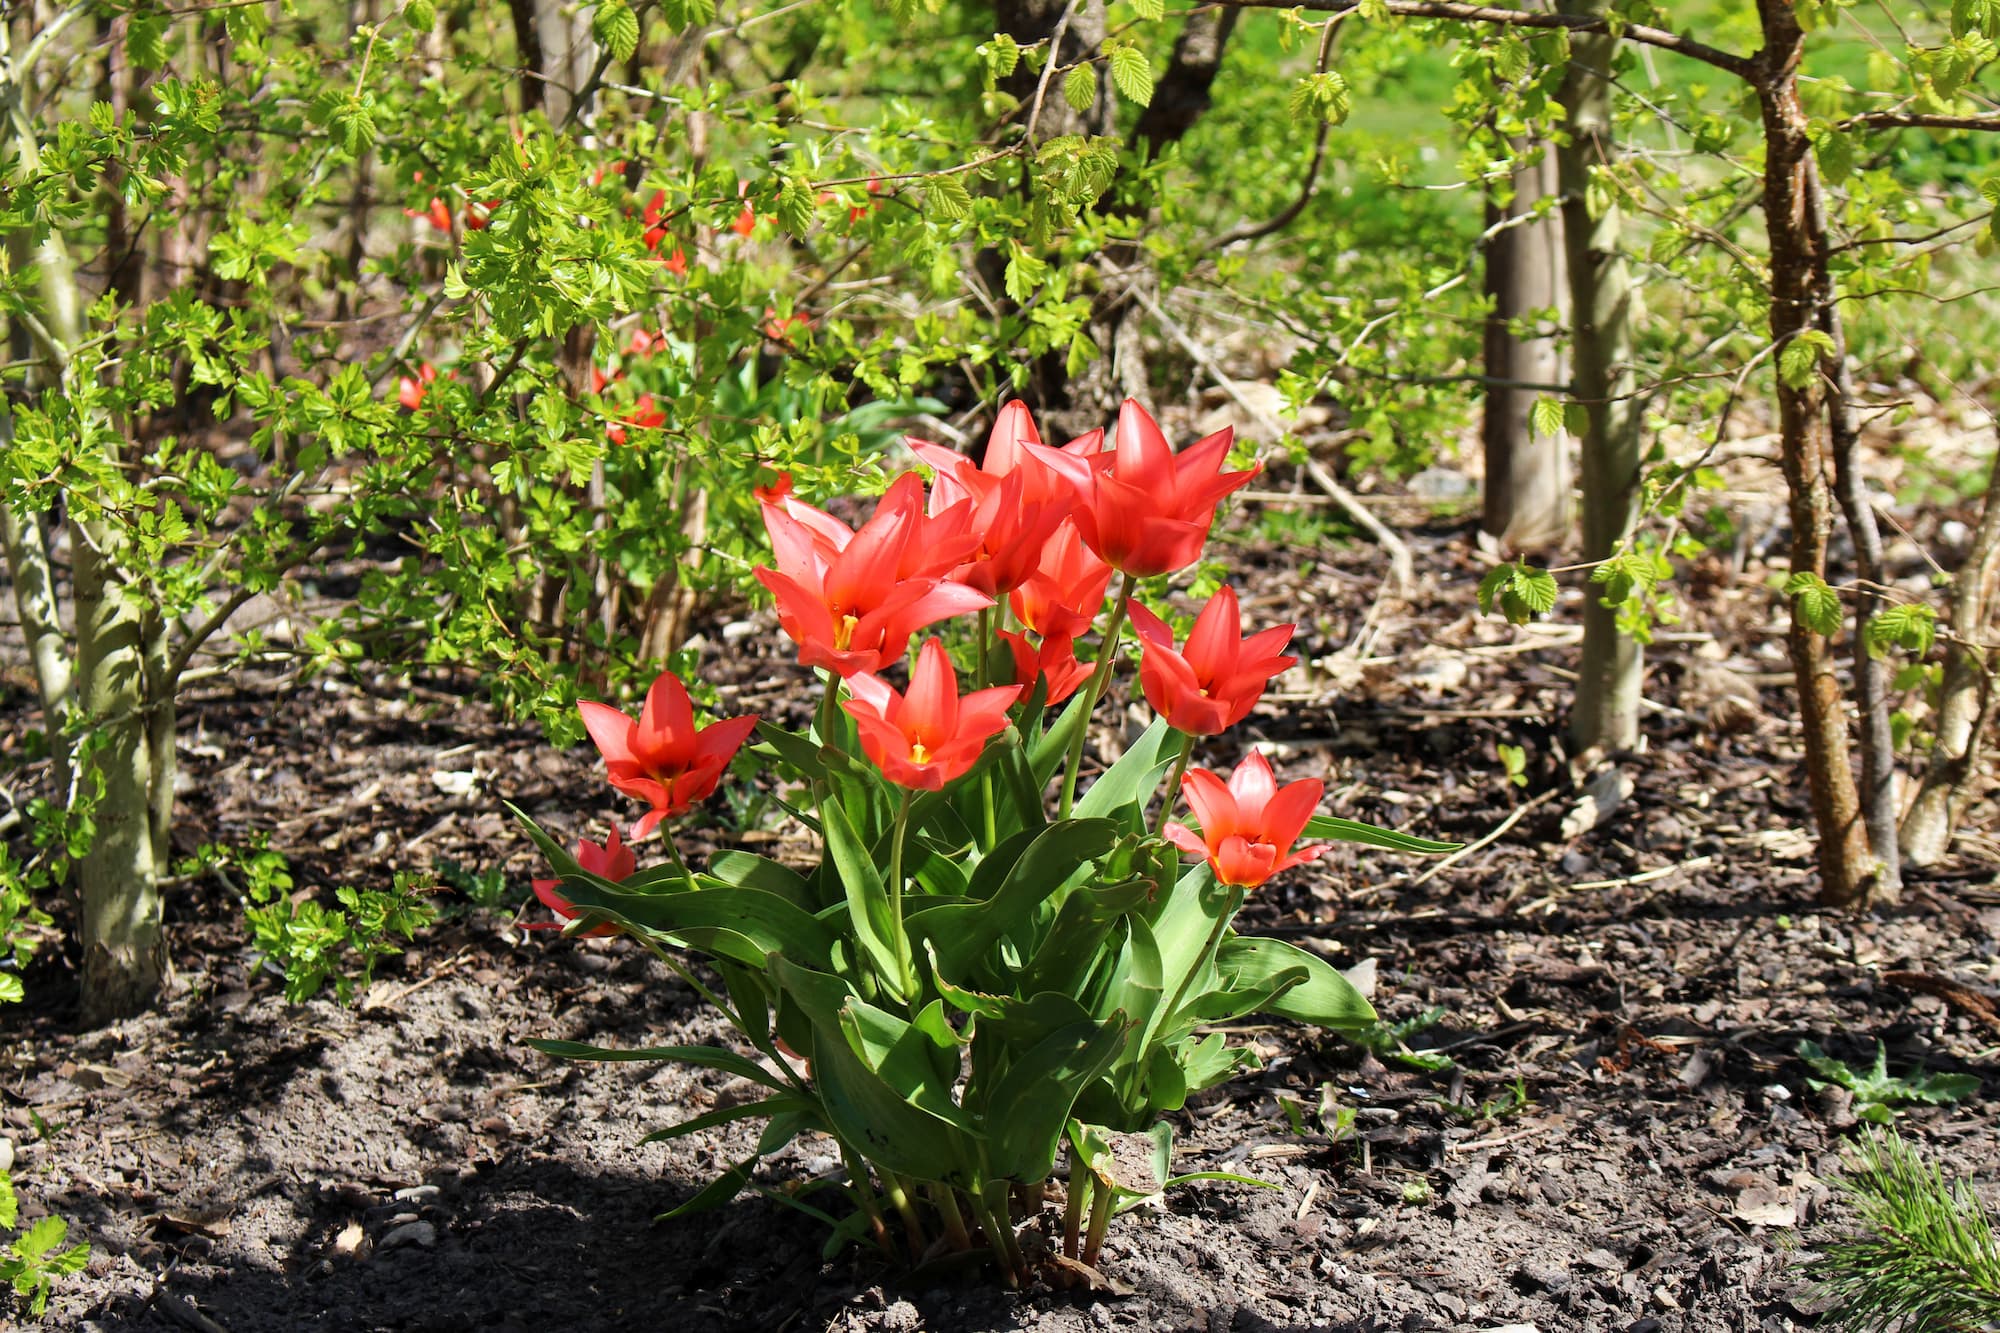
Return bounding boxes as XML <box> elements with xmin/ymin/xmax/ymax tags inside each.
<box><xmin>590</xmin><ymin>159</ymin><xmax>628</xmax><ymax>187</ymax></box>
<box><xmin>590</xmin><ymin>365</ymin><xmax>621</xmax><ymax>394</ymax></box>
<box><xmin>906</xmin><ymin>403</ymin><xmax>1079</xmax><ymax>596</ymax></box>
<box><xmin>663</xmin><ymin>246</ymin><xmax>688</xmax><ymax>277</ymax></box>
<box><xmin>1128</xmin><ymin>586</ymin><xmax>1296</xmax><ymax>735</ymax></box>
<box><xmin>997</xmin><ymin>629</ymin><xmax>1092</xmax><ymax>705</ymax></box>
<box><xmin>1009</xmin><ymin>519</ymin><xmax>1114</xmax><ymax>640</ymax></box>
<box><xmin>755</xmin><ymin>478</ymin><xmax>990</xmax><ymax>676</ymax></box>
<box><xmin>578</xmin><ymin>670</ymin><xmax>759</xmax><ymax>838</ymax></box>
<box><xmin>1067</xmin><ymin>399</ymin><xmax>1257</xmax><ymax>577</ymax></box>
<box><xmin>754</xmin><ymin>470</ymin><xmax>792</xmax><ymax>504</ymax></box>
<box><xmin>397</xmin><ymin>362</ymin><xmax>438</xmax><ymax>411</ymax></box>
<box><xmin>843</xmin><ymin>638</ymin><xmax>1022</xmax><ymax>790</ymax></box>
<box><xmin>463</xmin><ymin>199</ymin><xmax>497</xmax><ymax>231</ymax></box>
<box><xmin>1164</xmin><ymin>751</ymin><xmax>1327</xmax><ymax>889</ymax></box>
<box><xmin>528</xmin><ymin>825</ymin><xmax>636</xmax><ymax>936</ymax></box>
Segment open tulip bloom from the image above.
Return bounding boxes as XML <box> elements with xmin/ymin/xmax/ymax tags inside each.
<box><xmin>512</xmin><ymin>400</ymin><xmax>1457</xmax><ymax>1287</ymax></box>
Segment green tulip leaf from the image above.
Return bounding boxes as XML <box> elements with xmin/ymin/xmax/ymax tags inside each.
<box><xmin>641</xmin><ymin>1095</ymin><xmax>816</xmax><ymax>1143</ymax></box>
<box><xmin>1213</xmin><ymin>936</ymin><xmax>1376</xmax><ymax>1032</ymax></box>
<box><xmin>1074</xmin><ymin>718</ymin><xmax>1178</xmax><ymax>825</ymax></box>
<box><xmin>908</xmin><ymin>819</ymin><xmax>1118</xmax><ymax>980</ymax></box>
<box><xmin>821</xmin><ymin>793</ymin><xmax>911</xmax><ymax>1001</ymax></box>
<box><xmin>979</xmin><ymin>1014</ymin><xmax>1130</xmax><ymax>1182</ymax></box>
<box><xmin>1302</xmin><ymin>815</ymin><xmax>1460</xmax><ymax>855</ymax></box>
<box><xmin>706</xmin><ymin>851</ymin><xmax>815</xmax><ymax>909</ymax></box>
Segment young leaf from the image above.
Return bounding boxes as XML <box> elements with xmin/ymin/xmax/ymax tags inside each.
<box><xmin>1110</xmin><ymin>47</ymin><xmax>1154</xmax><ymax>106</ymax></box>
<box><xmin>592</xmin><ymin>0</ymin><xmax>640</xmax><ymax>61</ymax></box>
<box><xmin>1784</xmin><ymin>572</ymin><xmax>1846</xmax><ymax>638</ymax></box>
<box><xmin>1779</xmin><ymin>329</ymin><xmax>1836</xmax><ymax>390</ymax></box>
<box><xmin>1064</xmin><ymin>62</ymin><xmax>1099</xmax><ymax>115</ymax></box>
<box><xmin>925</xmin><ymin>173</ymin><xmax>974</xmax><ymax>221</ymax></box>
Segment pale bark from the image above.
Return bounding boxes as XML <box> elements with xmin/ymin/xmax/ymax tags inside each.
<box><xmin>1901</xmin><ymin>432</ymin><xmax>2000</xmax><ymax>865</ymax></box>
<box><xmin>1482</xmin><ymin>146</ymin><xmax>1570</xmax><ymax>553</ymax></box>
<box><xmin>1559</xmin><ymin>4</ymin><xmax>1643</xmax><ymax>752</ymax></box>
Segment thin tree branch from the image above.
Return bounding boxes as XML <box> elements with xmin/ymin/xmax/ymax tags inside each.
<box><xmin>1202</xmin><ymin>0</ymin><xmax>1754</xmax><ymax>78</ymax></box>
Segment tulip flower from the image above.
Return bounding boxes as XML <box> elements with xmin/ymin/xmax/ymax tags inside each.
<box><xmin>907</xmin><ymin>403</ymin><xmax>1080</xmax><ymax>597</ymax></box>
<box><xmin>997</xmin><ymin>629</ymin><xmax>1092</xmax><ymax>705</ymax></box>
<box><xmin>663</xmin><ymin>246</ymin><xmax>689</xmax><ymax>277</ymax></box>
<box><xmin>850</xmin><ymin>178</ymin><xmax>882</xmax><ymax>223</ymax></box>
<box><xmin>1128</xmin><ymin>586</ymin><xmax>1296</xmax><ymax>736</ymax></box>
<box><xmin>756</xmin><ymin>478</ymin><xmax>990</xmax><ymax>676</ymax></box>
<box><xmin>528</xmin><ymin>825</ymin><xmax>636</xmax><ymax>936</ymax></box>
<box><xmin>843</xmin><ymin>638</ymin><xmax>1023</xmax><ymax>790</ymax></box>
<box><xmin>763</xmin><ymin>307</ymin><xmax>808</xmax><ymax>345</ymax></box>
<box><xmin>578</xmin><ymin>670</ymin><xmax>759</xmax><ymax>837</ymax></box>
<box><xmin>397</xmin><ymin>362</ymin><xmax>438</xmax><ymax>411</ymax></box>
<box><xmin>1010</xmin><ymin>519</ymin><xmax>1114</xmax><ymax>640</ymax></box>
<box><xmin>1164</xmin><ymin>751</ymin><xmax>1328</xmax><ymax>889</ymax></box>
<box><xmin>1066</xmin><ymin>399</ymin><xmax>1258</xmax><ymax>577</ymax></box>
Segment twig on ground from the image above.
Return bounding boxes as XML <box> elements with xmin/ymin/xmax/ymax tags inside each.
<box><xmin>1410</xmin><ymin>788</ymin><xmax>1557</xmax><ymax>888</ymax></box>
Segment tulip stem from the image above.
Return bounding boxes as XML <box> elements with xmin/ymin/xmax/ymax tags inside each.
<box><xmin>932</xmin><ymin>1184</ymin><xmax>973</xmax><ymax>1251</ymax></box>
<box><xmin>1059</xmin><ymin>572</ymin><xmax>1135</xmax><ymax>820</ymax></box>
<box><xmin>980</xmin><ymin>1180</ymin><xmax>1026</xmax><ymax>1284</ymax></box>
<box><xmin>815</xmin><ymin>668</ymin><xmax>841</xmax><ymax>749</ymax></box>
<box><xmin>1080</xmin><ymin>1174</ymin><xmax>1117</xmax><ymax>1269</ymax></box>
<box><xmin>1154</xmin><ymin>731</ymin><xmax>1194</xmax><ymax>836</ymax></box>
<box><xmin>882</xmin><ymin>1171</ymin><xmax>930</xmax><ymax>1255</ymax></box>
<box><xmin>1062</xmin><ymin>1153</ymin><xmax>1088</xmax><ymax>1258</ymax></box>
<box><xmin>887</xmin><ymin>788</ymin><xmax>916</xmax><ymax>998</ymax></box>
<box><xmin>842</xmin><ymin>1146</ymin><xmax>897</xmax><ymax>1258</ymax></box>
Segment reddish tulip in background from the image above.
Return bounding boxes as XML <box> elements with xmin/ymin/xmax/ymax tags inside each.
<box><xmin>756</xmin><ymin>478</ymin><xmax>990</xmax><ymax>676</ymax></box>
<box><xmin>1010</xmin><ymin>518</ymin><xmax>1114</xmax><ymax>640</ymax></box>
<box><xmin>907</xmin><ymin>404</ymin><xmax>1079</xmax><ymax>596</ymax></box>
<box><xmin>997</xmin><ymin>629</ymin><xmax>1092</xmax><ymax>705</ymax></box>
<box><xmin>578</xmin><ymin>669</ymin><xmax>759</xmax><ymax>837</ymax></box>
<box><xmin>1128</xmin><ymin>585</ymin><xmax>1296</xmax><ymax>735</ymax></box>
<box><xmin>1165</xmin><ymin>751</ymin><xmax>1328</xmax><ymax>889</ymax></box>
<box><xmin>843</xmin><ymin>638</ymin><xmax>1023</xmax><ymax>790</ymax></box>
<box><xmin>1067</xmin><ymin>399</ymin><xmax>1257</xmax><ymax>577</ymax></box>
<box><xmin>528</xmin><ymin>826</ymin><xmax>636</xmax><ymax>936</ymax></box>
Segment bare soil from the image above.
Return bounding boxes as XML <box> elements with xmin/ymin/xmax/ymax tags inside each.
<box><xmin>7</xmin><ymin>513</ymin><xmax>1999</xmax><ymax>1333</ymax></box>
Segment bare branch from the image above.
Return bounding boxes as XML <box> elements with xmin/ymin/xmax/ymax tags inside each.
<box><xmin>1202</xmin><ymin>0</ymin><xmax>1754</xmax><ymax>78</ymax></box>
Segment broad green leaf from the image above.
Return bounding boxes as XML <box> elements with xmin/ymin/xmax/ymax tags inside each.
<box><xmin>908</xmin><ymin>819</ymin><xmax>1117</xmax><ymax>979</ymax></box>
<box><xmin>1213</xmin><ymin>936</ymin><xmax>1376</xmax><ymax>1031</ymax></box>
<box><xmin>1779</xmin><ymin>329</ymin><xmax>1835</xmax><ymax>390</ymax></box>
<box><xmin>821</xmin><ymin>794</ymin><xmax>910</xmax><ymax>1001</ymax></box>
<box><xmin>706</xmin><ymin>851</ymin><xmax>814</xmax><ymax>909</ymax></box>
<box><xmin>925</xmin><ymin>173</ymin><xmax>974</xmax><ymax>221</ymax></box>
<box><xmin>1074</xmin><ymin>718</ymin><xmax>1177</xmax><ymax>824</ymax></box>
<box><xmin>980</xmin><ymin>1014</ymin><xmax>1129</xmax><ymax>1181</ymax></box>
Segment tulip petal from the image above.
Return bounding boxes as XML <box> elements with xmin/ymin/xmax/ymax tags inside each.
<box><xmin>578</xmin><ymin>700</ymin><xmax>637</xmax><ymax>766</ymax></box>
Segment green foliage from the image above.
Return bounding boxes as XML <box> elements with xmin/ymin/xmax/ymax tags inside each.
<box><xmin>1808</xmin><ymin>1130</ymin><xmax>2000</xmax><ymax>1332</ymax></box>
<box><xmin>1477</xmin><ymin>560</ymin><xmax>1558</xmax><ymax>624</ymax></box>
<box><xmin>1786</xmin><ymin>572</ymin><xmax>1848</xmax><ymax>638</ymax></box>
<box><xmin>0</xmin><ymin>1170</ymin><xmax>89</xmax><ymax>1318</ymax></box>
<box><xmin>1351</xmin><ymin>1004</ymin><xmax>1456</xmax><ymax>1072</ymax></box>
<box><xmin>1799</xmin><ymin>1040</ymin><xmax>1981</xmax><ymax>1123</ymax></box>
<box><xmin>184</xmin><ymin>839</ymin><xmax>436</xmax><ymax>1003</ymax></box>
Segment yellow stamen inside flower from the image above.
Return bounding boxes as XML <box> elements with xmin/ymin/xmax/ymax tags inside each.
<box><xmin>833</xmin><ymin>612</ymin><xmax>859</xmax><ymax>650</ymax></box>
<box><xmin>909</xmin><ymin>740</ymin><xmax>931</xmax><ymax>765</ymax></box>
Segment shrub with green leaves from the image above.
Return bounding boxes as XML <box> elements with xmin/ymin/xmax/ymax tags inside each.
<box><xmin>0</xmin><ymin>1170</ymin><xmax>88</xmax><ymax>1319</ymax></box>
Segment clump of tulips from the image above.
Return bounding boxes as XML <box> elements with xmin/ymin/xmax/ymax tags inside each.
<box><xmin>513</xmin><ymin>399</ymin><xmax>1453</xmax><ymax>1284</ymax></box>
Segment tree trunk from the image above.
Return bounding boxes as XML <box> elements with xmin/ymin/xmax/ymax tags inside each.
<box><xmin>1559</xmin><ymin>4</ymin><xmax>1643</xmax><ymax>752</ymax></box>
<box><xmin>1819</xmin><ymin>281</ymin><xmax>1901</xmax><ymax>897</ymax></box>
<box><xmin>74</xmin><ymin>535</ymin><xmax>169</xmax><ymax>1024</ymax></box>
<box><xmin>1901</xmin><ymin>427</ymin><xmax>2000</xmax><ymax>866</ymax></box>
<box><xmin>1482</xmin><ymin>145</ymin><xmax>1570</xmax><ymax>552</ymax></box>
<box><xmin>533</xmin><ymin>0</ymin><xmax>599</xmax><ymax>127</ymax></box>
<box><xmin>1753</xmin><ymin>0</ymin><xmax>1881</xmax><ymax>908</ymax></box>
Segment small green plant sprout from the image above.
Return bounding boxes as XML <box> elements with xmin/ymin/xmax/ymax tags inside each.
<box><xmin>1799</xmin><ymin>1040</ymin><xmax>1981</xmax><ymax>1124</ymax></box>
<box><xmin>434</xmin><ymin>857</ymin><xmax>510</xmax><ymax>911</ymax></box>
<box><xmin>1400</xmin><ymin>1177</ymin><xmax>1435</xmax><ymax>1206</ymax></box>
<box><xmin>1353</xmin><ymin>1005</ymin><xmax>1456</xmax><ymax>1072</ymax></box>
<box><xmin>1808</xmin><ymin>1130</ymin><xmax>2000</xmax><ymax>1332</ymax></box>
<box><xmin>1496</xmin><ymin>743</ymin><xmax>1528</xmax><ymax>790</ymax></box>
<box><xmin>1276</xmin><ymin>1083</ymin><xmax>1358</xmax><ymax>1146</ymax></box>
<box><xmin>0</xmin><ymin>1169</ymin><xmax>89</xmax><ymax>1318</ymax></box>
<box><xmin>1438</xmin><ymin>1076</ymin><xmax>1532</xmax><ymax>1123</ymax></box>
